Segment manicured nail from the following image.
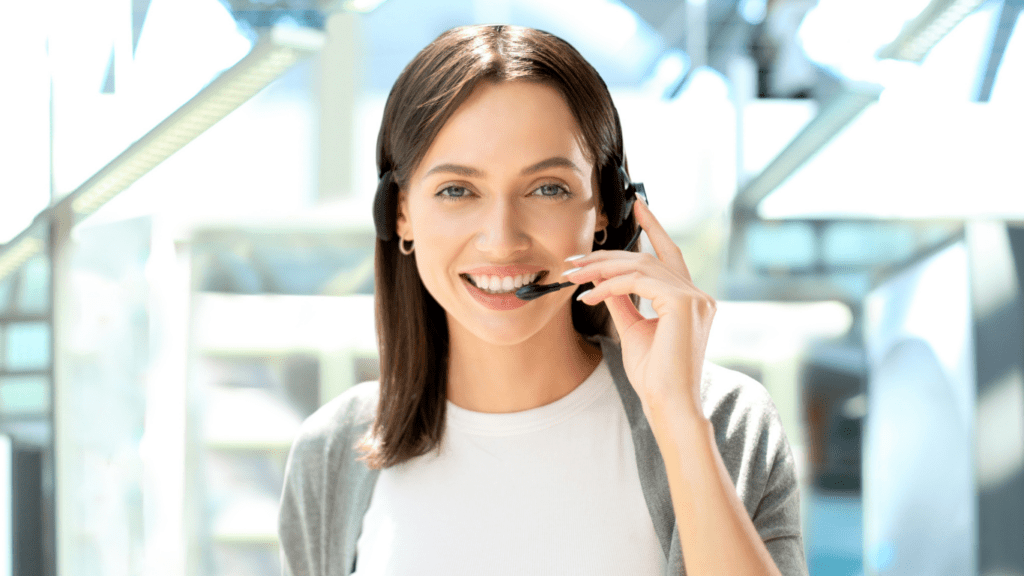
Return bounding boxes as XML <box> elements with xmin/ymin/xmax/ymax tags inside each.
<box><xmin>565</xmin><ymin>254</ymin><xmax>586</xmax><ymax>262</ymax></box>
<box><xmin>635</xmin><ymin>192</ymin><xmax>647</xmax><ymax>206</ymax></box>
<box><xmin>576</xmin><ymin>289</ymin><xmax>592</xmax><ymax>302</ymax></box>
<box><xmin>562</xmin><ymin>267</ymin><xmax>582</xmax><ymax>277</ymax></box>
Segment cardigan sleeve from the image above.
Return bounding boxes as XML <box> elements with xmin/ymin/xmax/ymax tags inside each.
<box><xmin>753</xmin><ymin>405</ymin><xmax>807</xmax><ymax>576</ymax></box>
<box><xmin>700</xmin><ymin>363</ymin><xmax>809</xmax><ymax>576</ymax></box>
<box><xmin>279</xmin><ymin>415</ymin><xmax>329</xmax><ymax>576</ymax></box>
<box><xmin>278</xmin><ymin>382</ymin><xmax>381</xmax><ymax>576</ymax></box>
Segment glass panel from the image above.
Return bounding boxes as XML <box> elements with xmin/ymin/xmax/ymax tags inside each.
<box><xmin>746</xmin><ymin>221</ymin><xmax>816</xmax><ymax>269</ymax></box>
<box><xmin>0</xmin><ymin>375</ymin><xmax>50</xmax><ymax>415</ymax></box>
<box><xmin>0</xmin><ymin>275</ymin><xmax>13</xmax><ymax>314</ymax></box>
<box><xmin>5</xmin><ymin>322</ymin><xmax>51</xmax><ymax>371</ymax></box>
<box><xmin>17</xmin><ymin>254</ymin><xmax>50</xmax><ymax>314</ymax></box>
<box><xmin>823</xmin><ymin>223</ymin><xmax>915</xmax><ymax>267</ymax></box>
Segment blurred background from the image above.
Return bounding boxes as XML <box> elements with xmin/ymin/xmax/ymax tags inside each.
<box><xmin>0</xmin><ymin>0</ymin><xmax>1022</xmax><ymax>574</ymax></box>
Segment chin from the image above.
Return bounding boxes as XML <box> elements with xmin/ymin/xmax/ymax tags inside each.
<box><xmin>446</xmin><ymin>300</ymin><xmax>574</xmax><ymax>348</ymax></box>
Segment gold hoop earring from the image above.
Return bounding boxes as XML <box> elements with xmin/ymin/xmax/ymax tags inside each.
<box><xmin>399</xmin><ymin>239</ymin><xmax>415</xmax><ymax>255</ymax></box>
<box><xmin>595</xmin><ymin>228</ymin><xmax>607</xmax><ymax>246</ymax></box>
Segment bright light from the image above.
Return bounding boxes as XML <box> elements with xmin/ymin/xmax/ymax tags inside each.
<box><xmin>644</xmin><ymin>49</ymin><xmax>689</xmax><ymax>97</ymax></box>
<box><xmin>0</xmin><ymin>237</ymin><xmax>44</xmax><ymax>285</ymax></box>
<box><xmin>798</xmin><ymin>0</ymin><xmax>931</xmax><ymax>82</ymax></box>
<box><xmin>707</xmin><ymin>300</ymin><xmax>854</xmax><ymax>362</ymax></box>
<box><xmin>758</xmin><ymin>100</ymin><xmax>1023</xmax><ymax>220</ymax></box>
<box><xmin>586</xmin><ymin>1</ymin><xmax>639</xmax><ymax>51</ymax></box>
<box><xmin>653</xmin><ymin>50</ymin><xmax>688</xmax><ymax>84</ymax></box>
<box><xmin>894</xmin><ymin>0</ymin><xmax>986</xmax><ymax>61</ymax></box>
<box><xmin>740</xmin><ymin>0</ymin><xmax>767</xmax><ymax>25</ymax></box>
<box><xmin>524</xmin><ymin>0</ymin><xmax>641</xmax><ymax>54</ymax></box>
<box><xmin>342</xmin><ymin>0</ymin><xmax>387</xmax><ymax>12</ymax></box>
<box><xmin>68</xmin><ymin>24</ymin><xmax>325</xmax><ymax>218</ymax></box>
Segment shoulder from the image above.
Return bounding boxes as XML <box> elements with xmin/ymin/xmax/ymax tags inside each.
<box><xmin>287</xmin><ymin>381</ymin><xmax>381</xmax><ymax>469</ymax></box>
<box><xmin>700</xmin><ymin>362</ymin><xmax>787</xmax><ymax>460</ymax></box>
<box><xmin>700</xmin><ymin>366</ymin><xmax>806</xmax><ymax>566</ymax></box>
<box><xmin>699</xmin><ymin>362</ymin><xmax>796</xmax><ymax>507</ymax></box>
<box><xmin>700</xmin><ymin>363</ymin><xmax>779</xmax><ymax>436</ymax></box>
<box><xmin>280</xmin><ymin>382</ymin><xmax>381</xmax><ymax>575</ymax></box>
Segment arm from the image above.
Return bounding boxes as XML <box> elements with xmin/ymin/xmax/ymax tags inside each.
<box><xmin>567</xmin><ymin>195</ymin><xmax>805</xmax><ymax>575</ymax></box>
<box><xmin>279</xmin><ymin>421</ymin><xmax>328</xmax><ymax>576</ymax></box>
<box><xmin>277</xmin><ymin>383</ymin><xmax>382</xmax><ymax>576</ymax></box>
<box><xmin>650</xmin><ymin>402</ymin><xmax>784</xmax><ymax>575</ymax></box>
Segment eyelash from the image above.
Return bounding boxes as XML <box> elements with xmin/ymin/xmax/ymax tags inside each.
<box><xmin>531</xmin><ymin>183</ymin><xmax>573</xmax><ymax>199</ymax></box>
<box><xmin>435</xmin><ymin>183</ymin><xmax>573</xmax><ymax>202</ymax></box>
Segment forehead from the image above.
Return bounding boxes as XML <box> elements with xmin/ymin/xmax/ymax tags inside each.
<box><xmin>414</xmin><ymin>81</ymin><xmax>592</xmax><ymax>177</ymax></box>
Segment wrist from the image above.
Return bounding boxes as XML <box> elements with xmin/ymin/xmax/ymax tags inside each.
<box><xmin>643</xmin><ymin>392</ymin><xmax>709</xmax><ymax>442</ymax></box>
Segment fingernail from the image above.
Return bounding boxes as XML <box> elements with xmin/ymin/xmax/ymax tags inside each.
<box><xmin>565</xmin><ymin>254</ymin><xmax>586</xmax><ymax>262</ymax></box>
<box><xmin>576</xmin><ymin>289</ymin><xmax>592</xmax><ymax>302</ymax></box>
<box><xmin>562</xmin><ymin>267</ymin><xmax>582</xmax><ymax>277</ymax></box>
<box><xmin>635</xmin><ymin>192</ymin><xmax>647</xmax><ymax>206</ymax></box>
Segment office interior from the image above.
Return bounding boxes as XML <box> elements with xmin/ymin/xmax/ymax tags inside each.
<box><xmin>0</xmin><ymin>0</ymin><xmax>1022</xmax><ymax>574</ymax></box>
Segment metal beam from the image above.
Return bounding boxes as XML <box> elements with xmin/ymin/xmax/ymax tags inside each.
<box><xmin>724</xmin><ymin>217</ymin><xmax>963</xmax><ymax>303</ymax></box>
<box><xmin>878</xmin><ymin>0</ymin><xmax>988</xmax><ymax>62</ymax></box>
<box><xmin>977</xmin><ymin>0</ymin><xmax>1023</xmax><ymax>102</ymax></box>
<box><xmin>0</xmin><ymin>23</ymin><xmax>325</xmax><ymax>287</ymax></box>
<box><xmin>733</xmin><ymin>82</ymin><xmax>882</xmax><ymax>214</ymax></box>
<box><xmin>967</xmin><ymin>222</ymin><xmax>1024</xmax><ymax>576</ymax></box>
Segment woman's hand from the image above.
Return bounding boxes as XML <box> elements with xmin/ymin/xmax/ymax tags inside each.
<box><xmin>564</xmin><ymin>194</ymin><xmax>716</xmax><ymax>425</ymax></box>
<box><xmin>567</xmin><ymin>196</ymin><xmax>788</xmax><ymax>576</ymax></box>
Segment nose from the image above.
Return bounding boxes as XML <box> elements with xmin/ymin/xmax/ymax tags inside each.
<box><xmin>475</xmin><ymin>198</ymin><xmax>530</xmax><ymax>257</ymax></box>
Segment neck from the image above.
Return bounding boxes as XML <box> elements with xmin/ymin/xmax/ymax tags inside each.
<box><xmin>446</xmin><ymin>312</ymin><xmax>603</xmax><ymax>413</ymax></box>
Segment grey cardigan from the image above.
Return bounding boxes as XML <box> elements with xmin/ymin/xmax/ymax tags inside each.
<box><xmin>278</xmin><ymin>336</ymin><xmax>808</xmax><ymax>575</ymax></box>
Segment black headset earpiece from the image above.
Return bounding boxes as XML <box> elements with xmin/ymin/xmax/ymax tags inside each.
<box><xmin>614</xmin><ymin>165</ymin><xmax>646</xmax><ymax>230</ymax></box>
<box><xmin>373</xmin><ymin>170</ymin><xmax>396</xmax><ymax>241</ymax></box>
<box><xmin>601</xmin><ymin>163</ymin><xmax>646</xmax><ymax>230</ymax></box>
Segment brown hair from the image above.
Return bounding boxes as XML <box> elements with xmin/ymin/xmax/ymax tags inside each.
<box><xmin>361</xmin><ymin>24</ymin><xmax>639</xmax><ymax>469</ymax></box>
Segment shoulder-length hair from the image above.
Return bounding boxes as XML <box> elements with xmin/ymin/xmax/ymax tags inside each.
<box><xmin>360</xmin><ymin>24</ymin><xmax>639</xmax><ymax>469</ymax></box>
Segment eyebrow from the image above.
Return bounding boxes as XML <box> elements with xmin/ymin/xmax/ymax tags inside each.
<box><xmin>421</xmin><ymin>156</ymin><xmax>582</xmax><ymax>182</ymax></box>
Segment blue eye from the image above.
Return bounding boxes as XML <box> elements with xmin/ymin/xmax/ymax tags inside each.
<box><xmin>532</xmin><ymin>183</ymin><xmax>571</xmax><ymax>199</ymax></box>
<box><xmin>437</xmin><ymin>185</ymin><xmax>471</xmax><ymax>200</ymax></box>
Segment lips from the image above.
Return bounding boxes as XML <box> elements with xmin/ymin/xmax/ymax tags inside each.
<box><xmin>457</xmin><ymin>266</ymin><xmax>549</xmax><ymax>310</ymax></box>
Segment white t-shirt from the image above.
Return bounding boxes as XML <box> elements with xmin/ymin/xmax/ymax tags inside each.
<box><xmin>352</xmin><ymin>358</ymin><xmax>666</xmax><ymax>575</ymax></box>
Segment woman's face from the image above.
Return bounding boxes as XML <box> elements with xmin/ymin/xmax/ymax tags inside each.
<box><xmin>397</xmin><ymin>80</ymin><xmax>608</xmax><ymax>346</ymax></box>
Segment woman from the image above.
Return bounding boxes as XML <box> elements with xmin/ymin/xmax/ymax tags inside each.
<box><xmin>279</xmin><ymin>24</ymin><xmax>807</xmax><ymax>576</ymax></box>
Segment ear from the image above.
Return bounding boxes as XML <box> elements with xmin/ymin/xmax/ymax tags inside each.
<box><xmin>396</xmin><ymin>189</ymin><xmax>412</xmax><ymax>240</ymax></box>
<box><xmin>596</xmin><ymin>209</ymin><xmax>609</xmax><ymax>232</ymax></box>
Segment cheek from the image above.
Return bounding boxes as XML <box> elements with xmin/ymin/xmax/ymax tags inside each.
<box><xmin>535</xmin><ymin>208</ymin><xmax>598</xmax><ymax>251</ymax></box>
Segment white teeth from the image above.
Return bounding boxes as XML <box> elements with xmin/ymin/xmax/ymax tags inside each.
<box><xmin>466</xmin><ymin>272</ymin><xmax>542</xmax><ymax>294</ymax></box>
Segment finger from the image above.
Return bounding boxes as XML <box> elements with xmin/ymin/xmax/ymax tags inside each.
<box><xmin>603</xmin><ymin>293</ymin><xmax>645</xmax><ymax>335</ymax></box>
<box><xmin>631</xmin><ymin>195</ymin><xmax>689</xmax><ymax>279</ymax></box>
<box><xmin>579</xmin><ymin>271</ymin><xmax>708</xmax><ymax>319</ymax></box>
<box><xmin>564</xmin><ymin>252</ymin><xmax>688</xmax><ymax>288</ymax></box>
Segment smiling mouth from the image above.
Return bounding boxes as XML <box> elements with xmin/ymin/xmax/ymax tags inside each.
<box><xmin>461</xmin><ymin>272</ymin><xmax>548</xmax><ymax>295</ymax></box>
